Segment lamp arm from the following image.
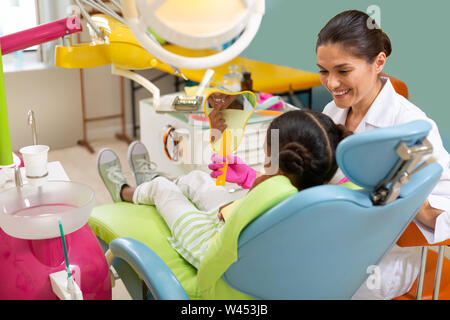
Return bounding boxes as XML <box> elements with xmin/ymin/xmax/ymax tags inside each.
<box><xmin>111</xmin><ymin>65</ymin><xmax>161</xmax><ymax>109</ymax></box>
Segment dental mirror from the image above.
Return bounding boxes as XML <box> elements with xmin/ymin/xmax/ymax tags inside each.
<box><xmin>204</xmin><ymin>90</ymin><xmax>256</xmax><ymax>186</ymax></box>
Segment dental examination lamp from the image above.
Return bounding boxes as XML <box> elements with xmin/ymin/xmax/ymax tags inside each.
<box><xmin>121</xmin><ymin>0</ymin><xmax>265</xmax><ymax>69</ymax></box>
<box><xmin>0</xmin><ymin>16</ymin><xmax>82</xmax><ymax>167</ymax></box>
<box><xmin>73</xmin><ymin>0</ymin><xmax>264</xmax><ymax>70</ymax></box>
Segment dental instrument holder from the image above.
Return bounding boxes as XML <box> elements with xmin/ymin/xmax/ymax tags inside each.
<box><xmin>172</xmin><ymin>95</ymin><xmax>204</xmax><ymax>111</ymax></box>
<box><xmin>371</xmin><ymin>138</ymin><xmax>434</xmax><ymax>205</ymax></box>
<box><xmin>172</xmin><ymin>69</ymin><xmax>214</xmax><ymax>112</ymax></box>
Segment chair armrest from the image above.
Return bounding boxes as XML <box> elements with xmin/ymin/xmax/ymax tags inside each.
<box><xmin>108</xmin><ymin>237</ymin><xmax>189</xmax><ymax>300</ymax></box>
<box><xmin>397</xmin><ymin>222</ymin><xmax>450</xmax><ymax>247</ymax></box>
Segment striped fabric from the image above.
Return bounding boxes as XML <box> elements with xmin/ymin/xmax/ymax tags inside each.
<box><xmin>168</xmin><ymin>209</ymin><xmax>224</xmax><ymax>268</ymax></box>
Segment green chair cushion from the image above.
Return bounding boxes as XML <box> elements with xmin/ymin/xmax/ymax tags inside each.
<box><xmin>89</xmin><ymin>202</ymin><xmax>202</xmax><ymax>299</ymax></box>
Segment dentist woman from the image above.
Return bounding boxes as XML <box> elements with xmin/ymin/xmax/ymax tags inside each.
<box><xmin>316</xmin><ymin>10</ymin><xmax>450</xmax><ymax>299</ymax></box>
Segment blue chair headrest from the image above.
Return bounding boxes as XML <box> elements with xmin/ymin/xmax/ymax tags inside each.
<box><xmin>336</xmin><ymin>120</ymin><xmax>432</xmax><ymax>191</ymax></box>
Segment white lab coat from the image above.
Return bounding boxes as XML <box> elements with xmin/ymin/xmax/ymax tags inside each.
<box><xmin>323</xmin><ymin>77</ymin><xmax>450</xmax><ymax>299</ymax></box>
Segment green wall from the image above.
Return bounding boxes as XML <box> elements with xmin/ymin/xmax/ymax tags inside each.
<box><xmin>242</xmin><ymin>0</ymin><xmax>450</xmax><ymax>150</ymax></box>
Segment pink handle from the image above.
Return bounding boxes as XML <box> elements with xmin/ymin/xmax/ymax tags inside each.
<box><xmin>337</xmin><ymin>177</ymin><xmax>350</xmax><ymax>185</ymax></box>
<box><xmin>0</xmin><ymin>16</ymin><xmax>82</xmax><ymax>55</ymax></box>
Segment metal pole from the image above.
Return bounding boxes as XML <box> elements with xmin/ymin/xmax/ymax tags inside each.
<box><xmin>432</xmin><ymin>246</ymin><xmax>445</xmax><ymax>300</ymax></box>
<box><xmin>416</xmin><ymin>246</ymin><xmax>428</xmax><ymax>300</ymax></box>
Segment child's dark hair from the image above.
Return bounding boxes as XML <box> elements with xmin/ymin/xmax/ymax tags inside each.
<box><xmin>266</xmin><ymin>110</ymin><xmax>352</xmax><ymax>190</ymax></box>
<box><xmin>316</xmin><ymin>10</ymin><xmax>392</xmax><ymax>63</ymax></box>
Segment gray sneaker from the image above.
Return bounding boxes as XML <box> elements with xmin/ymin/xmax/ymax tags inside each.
<box><xmin>97</xmin><ymin>148</ymin><xmax>128</xmax><ymax>202</ymax></box>
<box><xmin>127</xmin><ymin>141</ymin><xmax>161</xmax><ymax>186</ymax></box>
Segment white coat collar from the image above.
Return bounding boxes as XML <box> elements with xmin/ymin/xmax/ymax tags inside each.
<box><xmin>328</xmin><ymin>103</ymin><xmax>349</xmax><ymax>126</ymax></box>
<box><xmin>361</xmin><ymin>77</ymin><xmax>397</xmax><ymax>130</ymax></box>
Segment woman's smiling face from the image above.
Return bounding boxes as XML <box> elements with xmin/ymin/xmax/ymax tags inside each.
<box><xmin>316</xmin><ymin>43</ymin><xmax>385</xmax><ymax>110</ymax></box>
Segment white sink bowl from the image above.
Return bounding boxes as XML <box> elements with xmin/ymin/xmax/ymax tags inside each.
<box><xmin>0</xmin><ymin>181</ymin><xmax>95</xmax><ymax>240</ymax></box>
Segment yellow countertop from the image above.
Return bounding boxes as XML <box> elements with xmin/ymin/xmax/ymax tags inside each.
<box><xmin>155</xmin><ymin>44</ymin><xmax>322</xmax><ymax>93</ymax></box>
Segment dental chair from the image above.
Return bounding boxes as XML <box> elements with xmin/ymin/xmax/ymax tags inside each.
<box><xmin>88</xmin><ymin>119</ymin><xmax>442</xmax><ymax>299</ymax></box>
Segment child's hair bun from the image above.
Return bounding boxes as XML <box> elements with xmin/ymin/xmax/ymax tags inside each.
<box><xmin>279</xmin><ymin>142</ymin><xmax>313</xmax><ymax>177</ymax></box>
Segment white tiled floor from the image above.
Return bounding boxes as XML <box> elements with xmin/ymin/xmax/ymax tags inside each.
<box><xmin>48</xmin><ymin>137</ymin><xmax>132</xmax><ymax>207</ymax></box>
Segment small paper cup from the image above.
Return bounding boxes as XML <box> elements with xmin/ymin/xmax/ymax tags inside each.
<box><xmin>19</xmin><ymin>145</ymin><xmax>50</xmax><ymax>178</ymax></box>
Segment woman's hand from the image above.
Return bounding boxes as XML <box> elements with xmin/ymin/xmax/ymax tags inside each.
<box><xmin>415</xmin><ymin>200</ymin><xmax>443</xmax><ymax>230</ymax></box>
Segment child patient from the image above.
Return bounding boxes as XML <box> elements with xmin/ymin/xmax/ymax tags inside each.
<box><xmin>97</xmin><ymin>110</ymin><xmax>352</xmax><ymax>268</ymax></box>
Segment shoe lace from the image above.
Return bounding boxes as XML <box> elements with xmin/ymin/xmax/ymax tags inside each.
<box><xmin>135</xmin><ymin>158</ymin><xmax>157</xmax><ymax>174</ymax></box>
<box><xmin>105</xmin><ymin>165</ymin><xmax>126</xmax><ymax>185</ymax></box>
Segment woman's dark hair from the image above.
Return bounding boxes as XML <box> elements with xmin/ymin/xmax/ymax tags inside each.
<box><xmin>316</xmin><ymin>10</ymin><xmax>392</xmax><ymax>63</ymax></box>
<box><xmin>266</xmin><ymin>110</ymin><xmax>352</xmax><ymax>190</ymax></box>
